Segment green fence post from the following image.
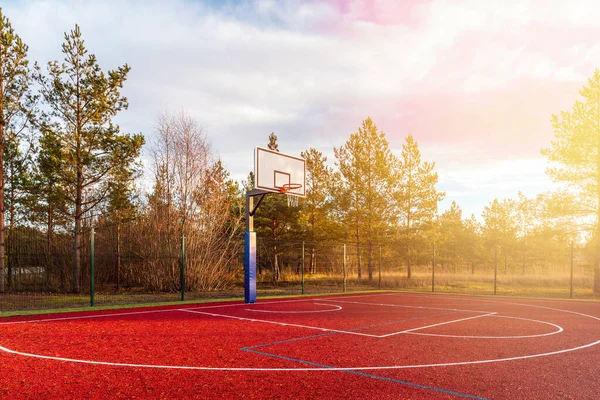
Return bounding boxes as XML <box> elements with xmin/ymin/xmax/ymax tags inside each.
<box><xmin>90</xmin><ymin>228</ymin><xmax>95</xmax><ymax>307</ymax></box>
<box><xmin>301</xmin><ymin>241</ymin><xmax>305</xmax><ymax>295</ymax></box>
<box><xmin>181</xmin><ymin>234</ymin><xmax>185</xmax><ymax>301</ymax></box>
<box><xmin>343</xmin><ymin>244</ymin><xmax>347</xmax><ymax>293</ymax></box>
<box><xmin>570</xmin><ymin>241</ymin><xmax>574</xmax><ymax>299</ymax></box>
<box><xmin>432</xmin><ymin>243</ymin><xmax>435</xmax><ymax>293</ymax></box>
<box><xmin>494</xmin><ymin>246</ymin><xmax>497</xmax><ymax>295</ymax></box>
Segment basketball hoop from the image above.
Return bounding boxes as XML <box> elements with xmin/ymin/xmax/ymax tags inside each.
<box><xmin>280</xmin><ymin>183</ymin><xmax>302</xmax><ymax>207</ymax></box>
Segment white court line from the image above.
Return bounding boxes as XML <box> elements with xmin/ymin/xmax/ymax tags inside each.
<box><xmin>315</xmin><ymin>298</ymin><xmax>487</xmax><ymax>314</ymax></box>
<box><xmin>1</xmin><ymin>339</ymin><xmax>598</xmax><ymax>372</ymax></box>
<box><xmin>0</xmin><ymin>298</ymin><xmax>322</xmax><ymax>326</ymax></box>
<box><xmin>405</xmin><ymin>315</ymin><xmax>563</xmax><ymax>339</ymax></box>
<box><xmin>1</xmin><ymin>293</ymin><xmax>598</xmax><ymax>371</ymax></box>
<box><xmin>381</xmin><ymin>293</ymin><xmax>600</xmax><ymax>321</ymax></box>
<box><xmin>178</xmin><ymin>308</ymin><xmax>381</xmax><ymax>338</ymax></box>
<box><xmin>488</xmin><ymin>301</ymin><xmax>600</xmax><ymax>321</ymax></box>
<box><xmin>0</xmin><ymin>293</ymin><xmax>431</xmax><ymax>326</ymax></box>
<box><xmin>378</xmin><ymin>313</ymin><xmax>497</xmax><ymax>338</ymax></box>
<box><xmin>187</xmin><ymin>297</ymin><xmax>318</xmax><ymax>310</ymax></box>
<box><xmin>0</xmin><ymin>308</ymin><xmax>179</xmax><ymax>326</ymax></box>
<box><xmin>246</xmin><ymin>303</ymin><xmax>342</xmax><ymax>314</ymax></box>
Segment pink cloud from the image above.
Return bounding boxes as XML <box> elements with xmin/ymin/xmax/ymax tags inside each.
<box><xmin>306</xmin><ymin>0</ymin><xmax>430</xmax><ymax>28</ymax></box>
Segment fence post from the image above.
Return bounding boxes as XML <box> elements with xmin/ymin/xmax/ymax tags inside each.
<box><xmin>301</xmin><ymin>241</ymin><xmax>305</xmax><ymax>295</ymax></box>
<box><xmin>570</xmin><ymin>241</ymin><xmax>574</xmax><ymax>299</ymax></box>
<box><xmin>432</xmin><ymin>243</ymin><xmax>435</xmax><ymax>293</ymax></box>
<box><xmin>378</xmin><ymin>246</ymin><xmax>382</xmax><ymax>290</ymax></box>
<box><xmin>180</xmin><ymin>234</ymin><xmax>185</xmax><ymax>301</ymax></box>
<box><xmin>90</xmin><ymin>228</ymin><xmax>95</xmax><ymax>307</ymax></box>
<box><xmin>494</xmin><ymin>246</ymin><xmax>497</xmax><ymax>295</ymax></box>
<box><xmin>343</xmin><ymin>244</ymin><xmax>347</xmax><ymax>293</ymax></box>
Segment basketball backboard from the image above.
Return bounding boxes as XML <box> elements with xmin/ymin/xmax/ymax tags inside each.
<box><xmin>254</xmin><ymin>147</ymin><xmax>306</xmax><ymax>197</ymax></box>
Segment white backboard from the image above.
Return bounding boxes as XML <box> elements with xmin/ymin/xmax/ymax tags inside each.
<box><xmin>255</xmin><ymin>147</ymin><xmax>306</xmax><ymax>197</ymax></box>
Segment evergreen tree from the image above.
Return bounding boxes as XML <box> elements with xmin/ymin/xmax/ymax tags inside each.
<box><xmin>0</xmin><ymin>9</ymin><xmax>33</xmax><ymax>292</ymax></box>
<box><xmin>36</xmin><ymin>25</ymin><xmax>144</xmax><ymax>293</ymax></box>
<box><xmin>481</xmin><ymin>198</ymin><xmax>518</xmax><ymax>271</ymax></box>
<box><xmin>334</xmin><ymin>117</ymin><xmax>397</xmax><ymax>281</ymax></box>
<box><xmin>438</xmin><ymin>201</ymin><xmax>464</xmax><ymax>271</ymax></box>
<box><xmin>32</xmin><ymin>126</ymin><xmax>70</xmax><ymax>289</ymax></box>
<box><xmin>395</xmin><ymin>134</ymin><xmax>444</xmax><ymax>279</ymax></box>
<box><xmin>514</xmin><ymin>191</ymin><xmax>538</xmax><ymax>274</ymax></box>
<box><xmin>541</xmin><ymin>69</ymin><xmax>600</xmax><ymax>292</ymax></box>
<box><xmin>300</xmin><ymin>147</ymin><xmax>335</xmax><ymax>273</ymax></box>
<box><xmin>463</xmin><ymin>214</ymin><xmax>484</xmax><ymax>274</ymax></box>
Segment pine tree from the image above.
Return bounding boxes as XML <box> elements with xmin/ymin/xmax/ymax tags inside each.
<box><xmin>463</xmin><ymin>214</ymin><xmax>484</xmax><ymax>274</ymax></box>
<box><xmin>36</xmin><ymin>25</ymin><xmax>144</xmax><ymax>293</ymax></box>
<box><xmin>31</xmin><ymin>126</ymin><xmax>70</xmax><ymax>289</ymax></box>
<box><xmin>395</xmin><ymin>134</ymin><xmax>444</xmax><ymax>279</ymax></box>
<box><xmin>0</xmin><ymin>9</ymin><xmax>33</xmax><ymax>292</ymax></box>
<box><xmin>482</xmin><ymin>198</ymin><xmax>518</xmax><ymax>272</ymax></box>
<box><xmin>300</xmin><ymin>147</ymin><xmax>335</xmax><ymax>273</ymax></box>
<box><xmin>334</xmin><ymin>118</ymin><xmax>397</xmax><ymax>281</ymax></box>
<box><xmin>3</xmin><ymin>139</ymin><xmax>35</xmax><ymax>287</ymax></box>
<box><xmin>541</xmin><ymin>69</ymin><xmax>600</xmax><ymax>292</ymax></box>
<box><xmin>438</xmin><ymin>201</ymin><xmax>464</xmax><ymax>272</ymax></box>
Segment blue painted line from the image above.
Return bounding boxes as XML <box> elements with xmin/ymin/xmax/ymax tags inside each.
<box><xmin>347</xmin><ymin>370</ymin><xmax>487</xmax><ymax>400</ymax></box>
<box><xmin>240</xmin><ymin>310</ymin><xmax>488</xmax><ymax>399</ymax></box>
<box><xmin>242</xmin><ymin>347</ymin><xmax>487</xmax><ymax>399</ymax></box>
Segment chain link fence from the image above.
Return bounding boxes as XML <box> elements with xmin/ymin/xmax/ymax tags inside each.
<box><xmin>1</xmin><ymin>228</ymin><xmax>599</xmax><ymax>313</ymax></box>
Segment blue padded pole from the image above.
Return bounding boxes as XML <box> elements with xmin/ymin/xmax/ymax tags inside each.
<box><xmin>244</xmin><ymin>192</ymin><xmax>257</xmax><ymax>303</ymax></box>
<box><xmin>244</xmin><ymin>231</ymin><xmax>257</xmax><ymax>303</ymax></box>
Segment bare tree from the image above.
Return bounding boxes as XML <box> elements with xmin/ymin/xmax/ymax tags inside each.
<box><xmin>139</xmin><ymin>110</ymin><xmax>242</xmax><ymax>291</ymax></box>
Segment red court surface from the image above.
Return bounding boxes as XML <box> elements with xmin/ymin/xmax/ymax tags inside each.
<box><xmin>0</xmin><ymin>292</ymin><xmax>599</xmax><ymax>399</ymax></box>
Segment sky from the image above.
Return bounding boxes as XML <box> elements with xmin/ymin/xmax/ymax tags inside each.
<box><xmin>3</xmin><ymin>0</ymin><xmax>600</xmax><ymax>218</ymax></box>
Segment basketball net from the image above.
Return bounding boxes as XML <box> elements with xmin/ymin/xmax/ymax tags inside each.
<box><xmin>280</xmin><ymin>183</ymin><xmax>302</xmax><ymax>208</ymax></box>
<box><xmin>287</xmin><ymin>194</ymin><xmax>299</xmax><ymax>208</ymax></box>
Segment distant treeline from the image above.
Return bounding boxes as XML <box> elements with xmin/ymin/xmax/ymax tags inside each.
<box><xmin>1</xmin><ymin>10</ymin><xmax>599</xmax><ymax>294</ymax></box>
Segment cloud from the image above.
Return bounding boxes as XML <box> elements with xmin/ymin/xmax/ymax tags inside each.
<box><xmin>3</xmin><ymin>0</ymin><xmax>600</xmax><ymax>216</ymax></box>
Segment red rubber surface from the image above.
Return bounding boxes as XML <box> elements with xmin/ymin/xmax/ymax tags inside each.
<box><xmin>1</xmin><ymin>293</ymin><xmax>599</xmax><ymax>399</ymax></box>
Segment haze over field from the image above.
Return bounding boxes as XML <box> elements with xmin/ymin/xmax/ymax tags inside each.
<box><xmin>4</xmin><ymin>0</ymin><xmax>600</xmax><ymax>217</ymax></box>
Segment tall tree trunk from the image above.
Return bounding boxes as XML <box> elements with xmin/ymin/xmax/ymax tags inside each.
<box><xmin>116</xmin><ymin>210</ymin><xmax>121</xmax><ymax>291</ymax></box>
<box><xmin>311</xmin><ymin>247</ymin><xmax>316</xmax><ymax>274</ymax></box>
<box><xmin>46</xmin><ymin>204</ymin><xmax>53</xmax><ymax>287</ymax></box>
<box><xmin>595</xmin><ymin>102</ymin><xmax>600</xmax><ymax>293</ymax></box>
<box><xmin>596</xmin><ymin>159</ymin><xmax>600</xmax><ymax>292</ymax></box>
<box><xmin>453</xmin><ymin>242</ymin><xmax>457</xmax><ymax>273</ymax></box>
<box><xmin>73</xmin><ymin>167</ymin><xmax>82</xmax><ymax>293</ymax></box>
<box><xmin>272</xmin><ymin>221</ymin><xmax>279</xmax><ymax>284</ymax></box>
<box><xmin>406</xmin><ymin>212</ymin><xmax>412</xmax><ymax>279</ymax></box>
<box><xmin>0</xmin><ymin>118</ymin><xmax>4</xmax><ymax>293</ymax></box>
<box><xmin>407</xmin><ymin>242</ymin><xmax>412</xmax><ymax>279</ymax></box>
<box><xmin>356</xmin><ymin>224</ymin><xmax>361</xmax><ymax>279</ymax></box>
<box><xmin>7</xmin><ymin>182</ymin><xmax>15</xmax><ymax>288</ymax></box>
<box><xmin>368</xmin><ymin>241</ymin><xmax>373</xmax><ymax>282</ymax></box>
<box><xmin>273</xmin><ymin>243</ymin><xmax>278</xmax><ymax>284</ymax></box>
<box><xmin>367</xmin><ymin>167</ymin><xmax>372</xmax><ymax>282</ymax></box>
